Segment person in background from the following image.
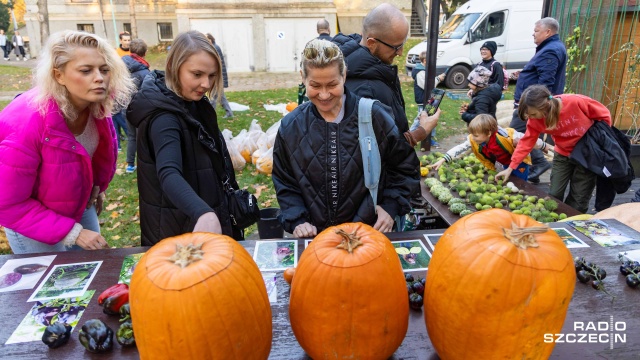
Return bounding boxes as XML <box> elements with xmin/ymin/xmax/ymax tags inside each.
<box><xmin>112</xmin><ymin>31</ymin><xmax>132</xmax><ymax>151</ymax></box>
<box><xmin>206</xmin><ymin>33</ymin><xmax>233</xmax><ymax>119</ymax></box>
<box><xmin>496</xmin><ymin>85</ymin><xmax>612</xmax><ymax>213</ymax></box>
<box><xmin>272</xmin><ymin>39</ymin><xmax>424</xmax><ymax>238</ymax></box>
<box><xmin>0</xmin><ymin>29</ymin><xmax>8</xmax><ymax>61</ymax></box>
<box><xmin>116</xmin><ymin>31</ymin><xmax>131</xmax><ymax>57</ymax></box>
<box><xmin>127</xmin><ymin>31</ymin><xmax>242</xmax><ymax>246</ymax></box>
<box><xmin>317</xmin><ymin>19</ymin><xmax>332</xmax><ymax>41</ymax></box>
<box><xmin>121</xmin><ymin>39</ymin><xmax>150</xmax><ymax>173</ymax></box>
<box><xmin>332</xmin><ymin>3</ymin><xmax>440</xmax><ymax>148</ymax></box>
<box><xmin>12</xmin><ymin>31</ymin><xmax>26</xmax><ymax>61</ymax></box>
<box><xmin>0</xmin><ymin>30</ymin><xmax>135</xmax><ymax>254</ymax></box>
<box><xmin>459</xmin><ymin>67</ymin><xmax>502</xmax><ymax>124</ymax></box>
<box><xmin>510</xmin><ymin>17</ymin><xmax>567</xmax><ymax>184</ymax></box>
<box><xmin>475</xmin><ymin>41</ymin><xmax>504</xmax><ymax>89</ymax></box>
<box><xmin>432</xmin><ymin>114</ymin><xmax>553</xmax><ymax>181</ymax></box>
<box><xmin>411</xmin><ymin>50</ymin><xmax>446</xmax><ymax>147</ymax></box>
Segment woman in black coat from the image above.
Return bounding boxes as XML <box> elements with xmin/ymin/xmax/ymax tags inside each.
<box><xmin>127</xmin><ymin>31</ymin><xmax>241</xmax><ymax>245</ymax></box>
<box><xmin>272</xmin><ymin>39</ymin><xmax>420</xmax><ymax>238</ymax></box>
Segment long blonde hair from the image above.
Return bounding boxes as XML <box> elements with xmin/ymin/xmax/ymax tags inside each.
<box><xmin>33</xmin><ymin>30</ymin><xmax>135</xmax><ymax>121</ymax></box>
<box><xmin>165</xmin><ymin>31</ymin><xmax>223</xmax><ymax>100</ymax></box>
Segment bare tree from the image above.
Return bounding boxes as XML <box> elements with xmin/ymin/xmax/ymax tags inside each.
<box><xmin>128</xmin><ymin>0</ymin><xmax>137</xmax><ymax>38</ymax></box>
<box><xmin>36</xmin><ymin>0</ymin><xmax>49</xmax><ymax>47</ymax></box>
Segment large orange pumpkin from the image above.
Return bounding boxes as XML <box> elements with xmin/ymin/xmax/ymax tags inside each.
<box><xmin>424</xmin><ymin>209</ymin><xmax>575</xmax><ymax>359</ymax></box>
<box><xmin>130</xmin><ymin>233</ymin><xmax>272</xmax><ymax>359</ymax></box>
<box><xmin>289</xmin><ymin>223</ymin><xmax>408</xmax><ymax>359</ymax></box>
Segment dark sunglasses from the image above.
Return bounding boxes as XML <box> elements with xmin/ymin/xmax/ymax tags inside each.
<box><xmin>369</xmin><ymin>37</ymin><xmax>406</xmax><ymax>52</ymax></box>
<box><xmin>303</xmin><ymin>45</ymin><xmax>339</xmax><ymax>60</ymax></box>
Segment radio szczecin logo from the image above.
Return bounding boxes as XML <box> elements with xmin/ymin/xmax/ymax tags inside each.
<box><xmin>544</xmin><ymin>316</ymin><xmax>626</xmax><ymax>349</ymax></box>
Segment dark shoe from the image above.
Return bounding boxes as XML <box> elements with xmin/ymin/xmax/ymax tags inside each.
<box><xmin>528</xmin><ymin>161</ymin><xmax>552</xmax><ymax>182</ymax></box>
<box><xmin>528</xmin><ymin>177</ymin><xmax>541</xmax><ymax>184</ymax></box>
<box><xmin>223</xmin><ymin>114</ymin><xmax>234</xmax><ymax>119</ymax></box>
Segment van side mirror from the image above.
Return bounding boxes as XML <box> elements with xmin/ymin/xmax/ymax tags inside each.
<box><xmin>467</xmin><ymin>29</ymin><xmax>474</xmax><ymax>43</ymax></box>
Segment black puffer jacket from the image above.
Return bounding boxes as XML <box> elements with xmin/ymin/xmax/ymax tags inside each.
<box><xmin>272</xmin><ymin>89</ymin><xmax>419</xmax><ymax>234</ymax></box>
<box><xmin>461</xmin><ymin>83</ymin><xmax>503</xmax><ymax>124</ymax></box>
<box><xmin>127</xmin><ymin>70</ymin><xmax>240</xmax><ymax>245</ymax></box>
<box><xmin>332</xmin><ymin>33</ymin><xmax>408</xmax><ymax>133</ymax></box>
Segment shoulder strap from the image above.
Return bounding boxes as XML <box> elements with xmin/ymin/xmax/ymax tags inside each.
<box><xmin>357</xmin><ymin>98</ymin><xmax>381</xmax><ymax>213</ymax></box>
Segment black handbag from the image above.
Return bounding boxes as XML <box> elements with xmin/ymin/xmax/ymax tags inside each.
<box><xmin>211</xmin><ymin>148</ymin><xmax>260</xmax><ymax>229</ymax></box>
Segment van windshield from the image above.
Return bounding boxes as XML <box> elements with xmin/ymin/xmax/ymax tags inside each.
<box><xmin>439</xmin><ymin>13</ymin><xmax>481</xmax><ymax>39</ymax></box>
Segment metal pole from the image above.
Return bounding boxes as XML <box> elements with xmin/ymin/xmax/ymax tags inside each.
<box><xmin>108</xmin><ymin>0</ymin><xmax>119</xmax><ymax>47</ymax></box>
<box><xmin>10</xmin><ymin>9</ymin><xmax>18</xmax><ymax>31</ymax></box>
<box><xmin>421</xmin><ymin>0</ymin><xmax>440</xmax><ymax>151</ymax></box>
<box><xmin>542</xmin><ymin>0</ymin><xmax>552</xmax><ymax>18</ymax></box>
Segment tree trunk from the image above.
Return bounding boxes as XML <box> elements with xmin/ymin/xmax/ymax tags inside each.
<box><xmin>128</xmin><ymin>0</ymin><xmax>137</xmax><ymax>38</ymax></box>
<box><xmin>36</xmin><ymin>0</ymin><xmax>49</xmax><ymax>47</ymax></box>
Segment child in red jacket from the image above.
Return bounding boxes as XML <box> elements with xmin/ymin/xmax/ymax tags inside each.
<box><xmin>496</xmin><ymin>85</ymin><xmax>612</xmax><ymax>213</ymax></box>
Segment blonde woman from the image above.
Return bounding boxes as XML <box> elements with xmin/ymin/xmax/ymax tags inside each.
<box><xmin>0</xmin><ymin>30</ymin><xmax>135</xmax><ymax>254</ymax></box>
<box><xmin>272</xmin><ymin>39</ymin><xmax>422</xmax><ymax>238</ymax></box>
<box><xmin>127</xmin><ymin>31</ymin><xmax>243</xmax><ymax>245</ymax></box>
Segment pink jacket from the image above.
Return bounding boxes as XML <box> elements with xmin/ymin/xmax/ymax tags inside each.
<box><xmin>0</xmin><ymin>88</ymin><xmax>117</xmax><ymax>244</ymax></box>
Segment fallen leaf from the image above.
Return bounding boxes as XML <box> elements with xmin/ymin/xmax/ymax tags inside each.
<box><xmin>111</xmin><ymin>235</ymin><xmax>121</xmax><ymax>240</ymax></box>
<box><xmin>110</xmin><ymin>211</ymin><xmax>119</xmax><ymax>219</ymax></box>
<box><xmin>107</xmin><ymin>222</ymin><xmax>121</xmax><ymax>231</ymax></box>
<box><xmin>106</xmin><ymin>203</ymin><xmax>118</xmax><ymax>211</ymax></box>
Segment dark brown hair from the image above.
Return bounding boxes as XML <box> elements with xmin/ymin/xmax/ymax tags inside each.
<box><xmin>518</xmin><ymin>85</ymin><xmax>562</xmax><ymax>129</ymax></box>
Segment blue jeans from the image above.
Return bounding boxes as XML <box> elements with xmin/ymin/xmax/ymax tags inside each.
<box><xmin>6</xmin><ymin>205</ymin><xmax>101</xmax><ymax>254</ymax></box>
<box><xmin>112</xmin><ymin>112</ymin><xmax>127</xmax><ymax>148</ymax></box>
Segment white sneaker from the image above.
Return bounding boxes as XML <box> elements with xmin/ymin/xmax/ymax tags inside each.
<box><xmin>23</xmin><ymin>58</ymin><xmax>27</xmax><ymax>62</ymax></box>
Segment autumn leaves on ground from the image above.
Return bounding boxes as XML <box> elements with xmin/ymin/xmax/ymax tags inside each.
<box><xmin>0</xmin><ymin>39</ymin><xmax>483</xmax><ymax>254</ymax></box>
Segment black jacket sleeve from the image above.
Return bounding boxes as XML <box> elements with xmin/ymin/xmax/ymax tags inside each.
<box><xmin>491</xmin><ymin>62</ymin><xmax>504</xmax><ymax>89</ymax></box>
<box><xmin>372</xmin><ymin>104</ymin><xmax>420</xmax><ymax>219</ymax></box>
<box><xmin>462</xmin><ymin>93</ymin><xmax>492</xmax><ymax>123</ymax></box>
<box><xmin>271</xmin><ymin>128</ymin><xmax>310</xmax><ymax>233</ymax></box>
<box><xmin>149</xmin><ymin>113</ymin><xmax>214</xmax><ymax>222</ymax></box>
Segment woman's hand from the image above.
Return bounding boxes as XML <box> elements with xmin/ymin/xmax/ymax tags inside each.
<box><xmin>293</xmin><ymin>222</ymin><xmax>317</xmax><ymax>238</ymax></box>
<box><xmin>432</xmin><ymin>158</ymin><xmax>446</xmax><ymax>171</ymax></box>
<box><xmin>75</xmin><ymin>229</ymin><xmax>109</xmax><ymax>250</ymax></box>
<box><xmin>495</xmin><ymin>167</ymin><xmax>513</xmax><ymax>182</ymax></box>
<box><xmin>193</xmin><ymin>212</ymin><xmax>222</xmax><ymax>234</ymax></box>
<box><xmin>373</xmin><ymin>206</ymin><xmax>394</xmax><ymax>233</ymax></box>
<box><xmin>543</xmin><ymin>144</ymin><xmax>555</xmax><ymax>154</ymax></box>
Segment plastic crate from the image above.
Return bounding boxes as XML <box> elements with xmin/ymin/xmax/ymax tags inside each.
<box><xmin>417</xmin><ymin>215</ymin><xmax>449</xmax><ymax>230</ymax></box>
<box><xmin>445</xmin><ymin>91</ymin><xmax>468</xmax><ymax>101</ymax></box>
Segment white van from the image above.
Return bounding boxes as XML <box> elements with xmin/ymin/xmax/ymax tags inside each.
<box><xmin>405</xmin><ymin>0</ymin><xmax>543</xmax><ymax>89</ymax></box>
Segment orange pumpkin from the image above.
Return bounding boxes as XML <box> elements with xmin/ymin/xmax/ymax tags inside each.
<box><xmin>424</xmin><ymin>209</ymin><xmax>575</xmax><ymax>359</ymax></box>
<box><xmin>130</xmin><ymin>233</ymin><xmax>272</xmax><ymax>359</ymax></box>
<box><xmin>289</xmin><ymin>223</ymin><xmax>408</xmax><ymax>359</ymax></box>
<box><xmin>285</xmin><ymin>101</ymin><xmax>298</xmax><ymax>112</ymax></box>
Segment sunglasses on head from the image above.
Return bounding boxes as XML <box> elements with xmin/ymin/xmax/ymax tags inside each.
<box><xmin>303</xmin><ymin>45</ymin><xmax>340</xmax><ymax>60</ymax></box>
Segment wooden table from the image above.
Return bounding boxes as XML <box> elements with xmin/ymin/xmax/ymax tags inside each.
<box><xmin>1</xmin><ymin>226</ymin><xmax>639</xmax><ymax>359</ymax></box>
<box><xmin>420</xmin><ymin>174</ymin><xmax>581</xmax><ymax>226</ymax></box>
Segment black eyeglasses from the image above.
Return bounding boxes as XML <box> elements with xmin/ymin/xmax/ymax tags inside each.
<box><xmin>369</xmin><ymin>37</ymin><xmax>406</xmax><ymax>52</ymax></box>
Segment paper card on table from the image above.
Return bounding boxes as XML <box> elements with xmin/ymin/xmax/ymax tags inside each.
<box><xmin>0</xmin><ymin>255</ymin><xmax>56</xmax><ymax>293</ymax></box>
<box><xmin>253</xmin><ymin>241</ymin><xmax>298</xmax><ymax>271</ymax></box>
<box><xmin>423</xmin><ymin>234</ymin><xmax>444</xmax><ymax>251</ymax></box>
<box><xmin>552</xmin><ymin>228</ymin><xmax>590</xmax><ymax>249</ymax></box>
<box><xmin>391</xmin><ymin>240</ymin><xmax>432</xmax><ymax>271</ymax></box>
<box><xmin>5</xmin><ymin>290</ymin><xmax>94</xmax><ymax>345</ymax></box>
<box><xmin>28</xmin><ymin>261</ymin><xmax>102</xmax><ymax>302</ymax></box>
<box><xmin>619</xmin><ymin>249</ymin><xmax>640</xmax><ymax>263</ymax></box>
<box><xmin>118</xmin><ymin>253</ymin><xmax>145</xmax><ymax>285</ymax></box>
<box><xmin>262</xmin><ymin>273</ymin><xmax>277</xmax><ymax>303</ymax></box>
<box><xmin>567</xmin><ymin>219</ymin><xmax>640</xmax><ymax>247</ymax></box>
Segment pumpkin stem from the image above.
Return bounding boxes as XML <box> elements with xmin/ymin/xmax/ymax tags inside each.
<box><xmin>168</xmin><ymin>243</ymin><xmax>205</xmax><ymax>268</ymax></box>
<box><xmin>335</xmin><ymin>229</ymin><xmax>363</xmax><ymax>254</ymax></box>
<box><xmin>503</xmin><ymin>222</ymin><xmax>549</xmax><ymax>249</ymax></box>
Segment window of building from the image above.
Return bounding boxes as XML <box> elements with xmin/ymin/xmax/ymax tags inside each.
<box><xmin>123</xmin><ymin>23</ymin><xmax>131</xmax><ymax>34</ymax></box>
<box><xmin>77</xmin><ymin>24</ymin><xmax>95</xmax><ymax>34</ymax></box>
<box><xmin>158</xmin><ymin>23</ymin><xmax>173</xmax><ymax>41</ymax></box>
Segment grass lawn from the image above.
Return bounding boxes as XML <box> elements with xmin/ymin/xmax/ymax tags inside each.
<box><xmin>0</xmin><ymin>42</ymin><xmax>500</xmax><ymax>253</ymax></box>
